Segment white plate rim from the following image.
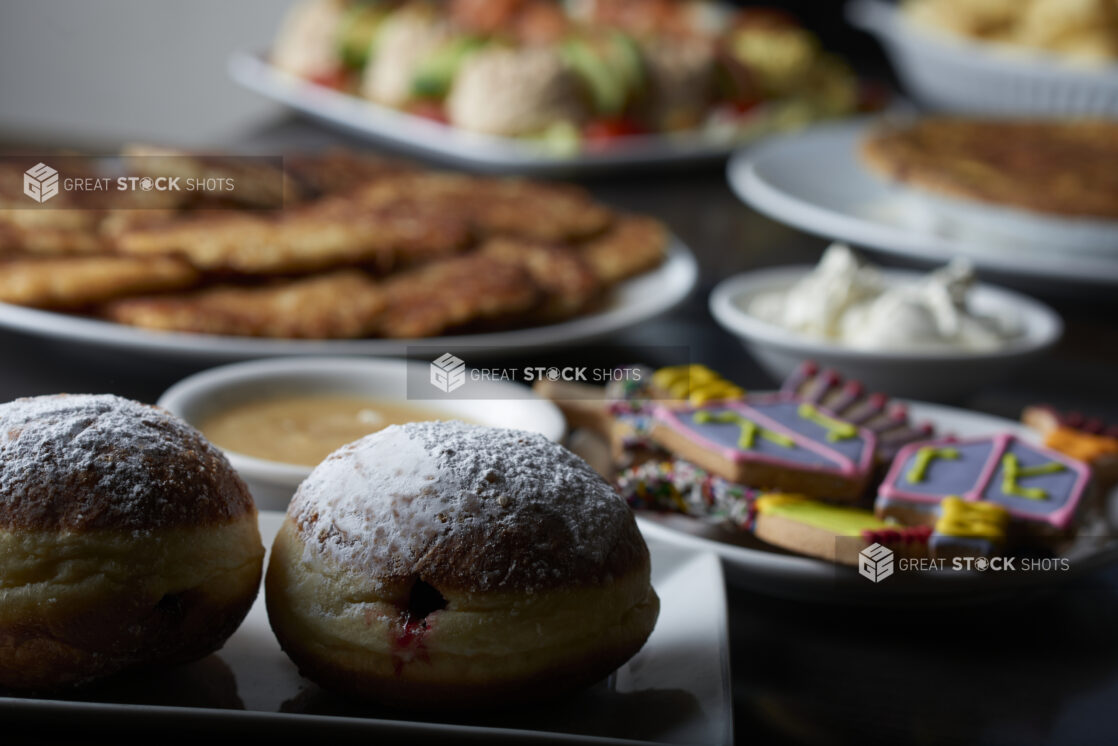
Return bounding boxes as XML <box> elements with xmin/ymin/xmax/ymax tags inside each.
<box><xmin>707</xmin><ymin>264</ymin><xmax>1064</xmax><ymax>362</ymax></box>
<box><xmin>0</xmin><ymin>238</ymin><xmax>697</xmax><ymax>361</ymax></box>
<box><xmin>634</xmin><ymin>400</ymin><xmax>1118</xmax><ymax>597</ymax></box>
<box><xmin>228</xmin><ymin>51</ymin><xmax>744</xmax><ymax>174</ymax></box>
<box><xmin>726</xmin><ymin>120</ymin><xmax>1118</xmax><ymax>287</ymax></box>
<box><xmin>0</xmin><ymin>510</ymin><xmax>733</xmax><ymax>745</ymax></box>
<box><xmin>913</xmin><ymin>189</ymin><xmax>1118</xmax><ymax>254</ymax></box>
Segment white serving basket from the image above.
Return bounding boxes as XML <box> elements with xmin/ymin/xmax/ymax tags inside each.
<box><xmin>848</xmin><ymin>0</ymin><xmax>1118</xmax><ymax>116</ymax></box>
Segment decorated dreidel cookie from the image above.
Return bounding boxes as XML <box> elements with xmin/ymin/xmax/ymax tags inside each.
<box><xmin>749</xmin><ymin>494</ymin><xmax>931</xmax><ymax>566</ymax></box>
<box><xmin>611</xmin><ymin>365</ymin><xmax>746</xmax><ymax>468</ymax></box>
<box><xmin>538</xmin><ymin>364</ymin><xmax>746</xmax><ymax>469</ymax></box>
<box><xmin>877</xmin><ymin>434</ymin><xmax>1092</xmax><ymax>538</ymax></box>
<box><xmin>929</xmin><ymin>496</ymin><xmax>1009</xmax><ymax>560</ymax></box>
<box><xmin>650</xmin><ymin>393</ymin><xmax>877</xmax><ymax>501</ymax></box>
<box><xmin>782</xmin><ymin>361</ymin><xmax>936</xmax><ymax>463</ymax></box>
<box><xmin>534</xmin><ymin>364</ymin><xmax>744</xmax><ymax>466</ymax></box>
<box><xmin>537</xmin><ymin>364</ymin><xmax>743</xmax><ymax>427</ymax></box>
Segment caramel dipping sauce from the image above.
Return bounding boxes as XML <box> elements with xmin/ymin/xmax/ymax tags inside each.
<box><xmin>199</xmin><ymin>396</ymin><xmax>469</xmax><ymax>467</ymax></box>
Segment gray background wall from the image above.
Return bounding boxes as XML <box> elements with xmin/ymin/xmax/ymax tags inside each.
<box><xmin>0</xmin><ymin>0</ymin><xmax>297</xmax><ymax>146</ymax></box>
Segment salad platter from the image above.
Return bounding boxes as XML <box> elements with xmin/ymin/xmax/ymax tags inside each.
<box><xmin>232</xmin><ymin>0</ymin><xmax>871</xmax><ymax>173</ymax></box>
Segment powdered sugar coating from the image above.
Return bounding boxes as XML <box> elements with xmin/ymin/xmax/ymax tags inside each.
<box><xmin>0</xmin><ymin>394</ymin><xmax>254</xmax><ymax>531</ymax></box>
<box><xmin>288</xmin><ymin>421</ymin><xmax>646</xmax><ymax>594</ymax></box>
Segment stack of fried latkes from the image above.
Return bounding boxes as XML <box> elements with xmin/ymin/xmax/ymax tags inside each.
<box><xmin>0</xmin><ymin>148</ymin><xmax>667</xmax><ymax>339</ymax></box>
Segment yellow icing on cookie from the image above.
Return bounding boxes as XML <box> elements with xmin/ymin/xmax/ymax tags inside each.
<box><xmin>797</xmin><ymin>403</ymin><xmax>856</xmax><ymax>442</ymax></box>
<box><xmin>1001</xmin><ymin>454</ymin><xmax>1064</xmax><ymax>500</ymax></box>
<box><xmin>692</xmin><ymin>410</ymin><xmax>794</xmax><ymax>449</ymax></box>
<box><xmin>755</xmin><ymin>493</ymin><xmax>893</xmax><ymax>536</ymax></box>
<box><xmin>690</xmin><ymin>382</ymin><xmax>746</xmax><ymax>405</ymax></box>
<box><xmin>934</xmin><ymin>496</ymin><xmax>1008</xmax><ymax>539</ymax></box>
<box><xmin>906</xmin><ymin>446</ymin><xmax>959</xmax><ymax>483</ymax></box>
<box><xmin>653</xmin><ymin>365</ymin><xmax>745</xmax><ymax>405</ymax></box>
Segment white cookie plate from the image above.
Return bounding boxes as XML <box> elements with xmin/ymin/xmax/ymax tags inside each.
<box><xmin>0</xmin><ymin>511</ymin><xmax>733</xmax><ymax>745</ymax></box>
<box><xmin>633</xmin><ymin>401</ymin><xmax>1118</xmax><ymax>603</ymax></box>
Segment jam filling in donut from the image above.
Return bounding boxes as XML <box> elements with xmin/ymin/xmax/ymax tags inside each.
<box><xmin>390</xmin><ymin>579</ymin><xmax>448</xmax><ymax>674</ymax></box>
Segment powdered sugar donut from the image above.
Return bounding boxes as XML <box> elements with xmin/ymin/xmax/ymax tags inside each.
<box><xmin>266</xmin><ymin>421</ymin><xmax>659</xmax><ymax>708</ymax></box>
<box><xmin>0</xmin><ymin>394</ymin><xmax>264</xmax><ymax>691</ymax></box>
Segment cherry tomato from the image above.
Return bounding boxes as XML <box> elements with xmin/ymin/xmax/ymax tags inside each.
<box><xmin>711</xmin><ymin>96</ymin><xmax>763</xmax><ymax>124</ymax></box>
<box><xmin>583</xmin><ymin>117</ymin><xmax>646</xmax><ymax>145</ymax></box>
<box><xmin>728</xmin><ymin>96</ymin><xmax>763</xmax><ymax>116</ymax></box>
<box><xmin>407</xmin><ymin>100</ymin><xmax>450</xmax><ymax>125</ymax></box>
<box><xmin>307</xmin><ymin>68</ymin><xmax>348</xmax><ymax>91</ymax></box>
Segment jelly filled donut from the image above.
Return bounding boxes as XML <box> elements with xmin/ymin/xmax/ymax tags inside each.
<box><xmin>266</xmin><ymin>421</ymin><xmax>659</xmax><ymax>708</ymax></box>
<box><xmin>0</xmin><ymin>394</ymin><xmax>264</xmax><ymax>691</ymax></box>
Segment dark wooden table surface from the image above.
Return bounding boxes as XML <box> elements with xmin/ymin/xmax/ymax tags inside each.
<box><xmin>2</xmin><ymin>116</ymin><xmax>1117</xmax><ymax>745</ymax></box>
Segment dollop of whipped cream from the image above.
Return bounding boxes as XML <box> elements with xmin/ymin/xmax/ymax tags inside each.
<box><xmin>746</xmin><ymin>244</ymin><xmax>1020</xmax><ymax>352</ymax></box>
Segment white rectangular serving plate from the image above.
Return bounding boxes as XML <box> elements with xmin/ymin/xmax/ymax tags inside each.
<box><xmin>0</xmin><ymin>511</ymin><xmax>732</xmax><ymax>745</ymax></box>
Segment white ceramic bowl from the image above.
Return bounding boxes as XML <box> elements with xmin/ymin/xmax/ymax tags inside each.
<box><xmin>708</xmin><ymin>266</ymin><xmax>1063</xmax><ymax>401</ymax></box>
<box><xmin>158</xmin><ymin>357</ymin><xmax>567</xmax><ymax>510</ymax></box>
<box><xmin>848</xmin><ymin>0</ymin><xmax>1118</xmax><ymax>116</ymax></box>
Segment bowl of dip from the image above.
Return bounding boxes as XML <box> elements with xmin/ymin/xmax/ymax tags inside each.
<box><xmin>709</xmin><ymin>245</ymin><xmax>1063</xmax><ymax>400</ymax></box>
<box><xmin>158</xmin><ymin>357</ymin><xmax>567</xmax><ymax>509</ymax></box>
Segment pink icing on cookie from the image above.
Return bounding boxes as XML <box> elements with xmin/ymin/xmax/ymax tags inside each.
<box><xmin>653</xmin><ymin>393</ymin><xmax>876</xmax><ymax>478</ymax></box>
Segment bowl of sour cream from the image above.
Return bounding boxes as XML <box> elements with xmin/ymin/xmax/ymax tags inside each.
<box><xmin>709</xmin><ymin>244</ymin><xmax>1063</xmax><ymax>400</ymax></box>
